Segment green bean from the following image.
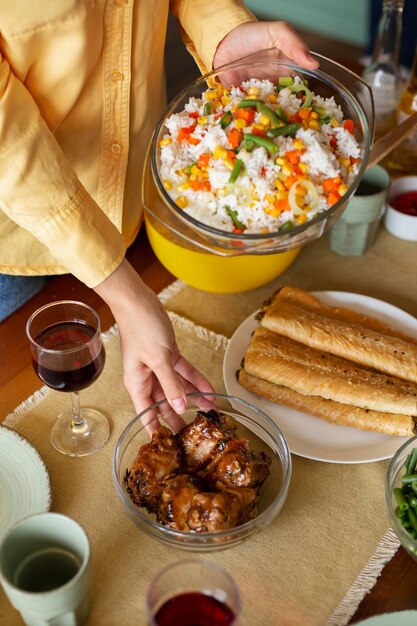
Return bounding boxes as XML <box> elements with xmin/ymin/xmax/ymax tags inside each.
<box><xmin>256</xmin><ymin>104</ymin><xmax>281</xmax><ymax>128</ymax></box>
<box><xmin>237</xmin><ymin>99</ymin><xmax>264</xmax><ymax>108</ymax></box>
<box><xmin>228</xmin><ymin>158</ymin><xmax>244</xmax><ymax>184</ymax></box>
<box><xmin>275</xmin><ymin>106</ymin><xmax>288</xmax><ymax>123</ymax></box>
<box><xmin>408</xmin><ymin>508</ymin><xmax>417</xmax><ymax>533</ymax></box>
<box><xmin>219</xmin><ymin>111</ymin><xmax>233</xmax><ymax>129</ymax></box>
<box><xmin>278</xmin><ymin>76</ymin><xmax>294</xmax><ymax>87</ymax></box>
<box><xmin>241</xmin><ymin>134</ymin><xmax>278</xmax><ymax>154</ymax></box>
<box><xmin>267</xmin><ymin>123</ymin><xmax>301</xmax><ymax>138</ymax></box>
<box><xmin>225</xmin><ymin>205</ymin><xmax>246</xmax><ymax>231</ymax></box>
<box><xmin>406</xmin><ymin>447</ymin><xmax>417</xmax><ymax>474</ymax></box>
<box><xmin>279</xmin><ymin>220</ymin><xmax>294</xmax><ymax>232</ymax></box>
<box><xmin>203</xmin><ymin>102</ymin><xmax>212</xmax><ymax>116</ymax></box>
<box><xmin>401</xmin><ymin>474</ymin><xmax>417</xmax><ymax>484</ymax></box>
<box><xmin>394</xmin><ymin>487</ymin><xmax>409</xmax><ymax>512</ymax></box>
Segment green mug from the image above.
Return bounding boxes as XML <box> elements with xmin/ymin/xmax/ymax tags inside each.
<box><xmin>0</xmin><ymin>512</ymin><xmax>90</xmax><ymax>626</ymax></box>
<box><xmin>329</xmin><ymin>164</ymin><xmax>391</xmax><ymax>256</ymax></box>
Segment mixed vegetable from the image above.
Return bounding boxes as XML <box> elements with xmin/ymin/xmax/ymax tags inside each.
<box><xmin>159</xmin><ymin>76</ymin><xmax>361</xmax><ymax>233</ymax></box>
<box><xmin>393</xmin><ymin>447</ymin><xmax>417</xmax><ymax>541</ymax></box>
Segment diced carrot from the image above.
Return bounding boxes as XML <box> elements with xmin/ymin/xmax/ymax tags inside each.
<box><xmin>274</xmin><ymin>198</ymin><xmax>290</xmax><ymax>212</ymax></box>
<box><xmin>330</xmin><ymin>137</ymin><xmax>338</xmax><ymax>148</ymax></box>
<box><xmin>188</xmin><ymin>111</ymin><xmax>199</xmax><ymax>119</ymax></box>
<box><xmin>236</xmin><ymin>108</ymin><xmax>255</xmax><ymax>124</ymax></box>
<box><xmin>328</xmin><ymin>190</ymin><xmax>341</xmax><ymax>206</ymax></box>
<box><xmin>284</xmin><ymin>175</ymin><xmax>299</xmax><ymax>190</ymax></box>
<box><xmin>285</xmin><ymin>150</ymin><xmax>300</xmax><ymax>165</ymax></box>
<box><xmin>177</xmin><ymin>124</ymin><xmax>197</xmax><ymax>142</ymax></box>
<box><xmin>197</xmin><ymin>153</ymin><xmax>211</xmax><ymax>168</ymax></box>
<box><xmin>232</xmin><ymin>227</ymin><xmax>245</xmax><ymax>234</ymax></box>
<box><xmin>298</xmin><ymin>108</ymin><xmax>311</xmax><ymax>120</ymax></box>
<box><xmin>322</xmin><ymin>177</ymin><xmax>341</xmax><ymax>192</ymax></box>
<box><xmin>191</xmin><ymin>180</ymin><xmax>211</xmax><ymax>192</ymax></box>
<box><xmin>226</xmin><ymin>150</ymin><xmax>237</xmax><ymax>160</ymax></box>
<box><xmin>350</xmin><ymin>156</ymin><xmax>358</xmax><ymax>164</ymax></box>
<box><xmin>228</xmin><ymin>128</ymin><xmax>242</xmax><ymax>148</ymax></box>
<box><xmin>289</xmin><ymin>113</ymin><xmax>301</xmax><ymax>123</ymax></box>
<box><xmin>343</xmin><ymin>119</ymin><xmax>355</xmax><ymax>134</ymax></box>
<box><xmin>251</xmin><ymin>126</ymin><xmax>266</xmax><ymax>137</ymax></box>
<box><xmin>188</xmin><ymin>136</ymin><xmax>201</xmax><ymax>145</ymax></box>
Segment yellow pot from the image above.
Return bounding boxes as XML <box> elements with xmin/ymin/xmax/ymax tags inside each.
<box><xmin>145</xmin><ymin>214</ymin><xmax>300</xmax><ymax>294</ymax></box>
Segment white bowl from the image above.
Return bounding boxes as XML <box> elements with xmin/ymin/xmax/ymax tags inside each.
<box><xmin>384</xmin><ymin>176</ymin><xmax>417</xmax><ymax>242</ymax></box>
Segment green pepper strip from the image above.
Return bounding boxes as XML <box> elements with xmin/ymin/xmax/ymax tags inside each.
<box><xmin>225</xmin><ymin>205</ymin><xmax>246</xmax><ymax>230</ymax></box>
<box><xmin>287</xmin><ymin>82</ymin><xmax>313</xmax><ymax>109</ymax></box>
<box><xmin>238</xmin><ymin>99</ymin><xmax>264</xmax><ymax>108</ymax></box>
<box><xmin>203</xmin><ymin>102</ymin><xmax>212</xmax><ymax>116</ymax></box>
<box><xmin>241</xmin><ymin>133</ymin><xmax>278</xmax><ymax>154</ymax></box>
<box><xmin>219</xmin><ymin>111</ymin><xmax>232</xmax><ymax>129</ymax></box>
<box><xmin>228</xmin><ymin>158</ymin><xmax>245</xmax><ymax>183</ymax></box>
<box><xmin>256</xmin><ymin>104</ymin><xmax>281</xmax><ymax>128</ymax></box>
<box><xmin>394</xmin><ymin>487</ymin><xmax>409</xmax><ymax>512</ymax></box>
<box><xmin>267</xmin><ymin>123</ymin><xmax>301</xmax><ymax>138</ymax></box>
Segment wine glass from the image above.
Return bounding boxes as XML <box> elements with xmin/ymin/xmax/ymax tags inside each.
<box><xmin>26</xmin><ymin>300</ymin><xmax>109</xmax><ymax>457</ymax></box>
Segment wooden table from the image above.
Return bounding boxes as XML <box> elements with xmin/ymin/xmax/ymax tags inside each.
<box><xmin>1</xmin><ymin>228</ymin><xmax>417</xmax><ymax>623</ymax></box>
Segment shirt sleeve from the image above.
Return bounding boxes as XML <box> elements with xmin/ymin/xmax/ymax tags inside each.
<box><xmin>170</xmin><ymin>0</ymin><xmax>256</xmax><ymax>74</ymax></box>
<box><xmin>0</xmin><ymin>52</ymin><xmax>126</xmax><ymax>288</ymax></box>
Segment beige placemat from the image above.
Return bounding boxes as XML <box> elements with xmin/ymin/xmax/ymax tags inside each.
<box><xmin>0</xmin><ymin>314</ymin><xmax>400</xmax><ymax>626</ymax></box>
<box><xmin>2</xmin><ymin>229</ymin><xmax>416</xmax><ymax>626</ymax></box>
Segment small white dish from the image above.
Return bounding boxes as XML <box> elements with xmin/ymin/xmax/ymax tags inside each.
<box><xmin>0</xmin><ymin>426</ymin><xmax>52</xmax><ymax>540</ymax></box>
<box><xmin>384</xmin><ymin>176</ymin><xmax>417</xmax><ymax>241</ymax></box>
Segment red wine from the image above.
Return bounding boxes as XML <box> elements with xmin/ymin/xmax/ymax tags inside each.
<box><xmin>14</xmin><ymin>547</ymin><xmax>81</xmax><ymax>592</ymax></box>
<box><xmin>33</xmin><ymin>321</ymin><xmax>105</xmax><ymax>392</ymax></box>
<box><xmin>154</xmin><ymin>591</ymin><xmax>235</xmax><ymax>626</ymax></box>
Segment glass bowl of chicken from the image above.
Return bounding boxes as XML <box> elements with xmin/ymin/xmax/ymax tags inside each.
<box><xmin>112</xmin><ymin>392</ymin><xmax>291</xmax><ymax>552</ymax></box>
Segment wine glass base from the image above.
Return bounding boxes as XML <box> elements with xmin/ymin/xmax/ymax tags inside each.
<box><xmin>50</xmin><ymin>408</ymin><xmax>110</xmax><ymax>457</ymax></box>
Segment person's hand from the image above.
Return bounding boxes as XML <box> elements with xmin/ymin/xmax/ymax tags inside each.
<box><xmin>213</xmin><ymin>20</ymin><xmax>319</xmax><ymax>70</ymax></box>
<box><xmin>94</xmin><ymin>258</ymin><xmax>215</xmax><ymax>431</ymax></box>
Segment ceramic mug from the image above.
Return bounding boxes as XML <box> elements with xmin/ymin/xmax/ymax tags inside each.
<box><xmin>0</xmin><ymin>512</ymin><xmax>90</xmax><ymax>626</ymax></box>
<box><xmin>329</xmin><ymin>164</ymin><xmax>391</xmax><ymax>256</ymax></box>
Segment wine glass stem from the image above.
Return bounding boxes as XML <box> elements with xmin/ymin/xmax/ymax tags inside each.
<box><xmin>70</xmin><ymin>392</ymin><xmax>86</xmax><ymax>431</ymax></box>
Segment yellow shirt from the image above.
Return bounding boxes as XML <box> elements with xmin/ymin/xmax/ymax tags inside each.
<box><xmin>0</xmin><ymin>0</ymin><xmax>254</xmax><ymax>287</ymax></box>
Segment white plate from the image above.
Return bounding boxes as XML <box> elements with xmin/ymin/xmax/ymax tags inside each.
<box><xmin>353</xmin><ymin>611</ymin><xmax>417</xmax><ymax>625</ymax></box>
<box><xmin>0</xmin><ymin>426</ymin><xmax>52</xmax><ymax>540</ymax></box>
<box><xmin>223</xmin><ymin>291</ymin><xmax>417</xmax><ymax>464</ymax></box>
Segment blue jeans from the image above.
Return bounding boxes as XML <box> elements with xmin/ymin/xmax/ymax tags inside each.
<box><xmin>0</xmin><ymin>274</ymin><xmax>51</xmax><ymax>322</ymax></box>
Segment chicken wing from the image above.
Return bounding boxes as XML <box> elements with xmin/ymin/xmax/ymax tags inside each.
<box><xmin>126</xmin><ymin>425</ymin><xmax>182</xmax><ymax>512</ymax></box>
<box><xmin>176</xmin><ymin>409</ymin><xmax>236</xmax><ymax>471</ymax></box>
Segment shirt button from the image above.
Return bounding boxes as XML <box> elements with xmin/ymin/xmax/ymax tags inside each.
<box><xmin>111</xmin><ymin>70</ymin><xmax>124</xmax><ymax>83</ymax></box>
<box><xmin>111</xmin><ymin>142</ymin><xmax>122</xmax><ymax>154</ymax></box>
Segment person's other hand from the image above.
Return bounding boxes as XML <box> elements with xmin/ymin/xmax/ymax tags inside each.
<box><xmin>94</xmin><ymin>259</ymin><xmax>215</xmax><ymax>431</ymax></box>
<box><xmin>213</xmin><ymin>20</ymin><xmax>319</xmax><ymax>70</ymax></box>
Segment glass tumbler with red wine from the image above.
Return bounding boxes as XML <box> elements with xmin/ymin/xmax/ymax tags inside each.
<box><xmin>146</xmin><ymin>560</ymin><xmax>241</xmax><ymax>626</ymax></box>
<box><xmin>26</xmin><ymin>300</ymin><xmax>109</xmax><ymax>457</ymax></box>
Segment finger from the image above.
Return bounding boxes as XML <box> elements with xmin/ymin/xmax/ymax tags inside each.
<box><xmin>273</xmin><ymin>23</ymin><xmax>319</xmax><ymax>69</ymax></box>
<box><xmin>150</xmin><ymin>386</ymin><xmax>187</xmax><ymax>433</ymax></box>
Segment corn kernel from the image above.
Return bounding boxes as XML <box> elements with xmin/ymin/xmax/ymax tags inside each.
<box><xmin>176</xmin><ymin>168</ymin><xmax>184</xmax><ymax>176</ymax></box>
<box><xmin>265</xmin><ymin>194</ymin><xmax>276</xmax><ymax>204</ymax></box>
<box><xmin>308</xmin><ymin>120</ymin><xmax>320</xmax><ymax>130</ymax></box>
<box><xmin>213</xmin><ymin>146</ymin><xmax>227</xmax><ymax>159</ymax></box>
<box><xmin>267</xmin><ymin>94</ymin><xmax>277</xmax><ymax>103</ymax></box>
<box><xmin>191</xmin><ymin>165</ymin><xmax>202</xmax><ymax>176</ymax></box>
<box><xmin>176</xmin><ymin>196</ymin><xmax>188</xmax><ymax>209</ymax></box>
<box><xmin>302</xmin><ymin>120</ymin><xmax>309</xmax><ymax>130</ymax></box>
<box><xmin>295</xmin><ymin>186</ymin><xmax>307</xmax><ymax>198</ymax></box>
<box><xmin>189</xmin><ymin>174</ymin><xmax>197</xmax><ymax>181</ymax></box>
<box><xmin>204</xmin><ymin>90</ymin><xmax>217</xmax><ymax>100</ymax></box>
<box><xmin>163</xmin><ymin>179</ymin><xmax>172</xmax><ymax>190</ymax></box>
<box><xmin>265</xmin><ymin>205</ymin><xmax>282</xmax><ymax>217</ymax></box>
<box><xmin>339</xmin><ymin>157</ymin><xmax>351</xmax><ymax>168</ymax></box>
<box><xmin>331</xmin><ymin>117</ymin><xmax>339</xmax><ymax>127</ymax></box>
<box><xmin>178</xmin><ymin>182</ymin><xmax>190</xmax><ymax>192</ymax></box>
<box><xmin>275</xmin><ymin>157</ymin><xmax>287</xmax><ymax>166</ymax></box>
<box><xmin>221</xmin><ymin>95</ymin><xmax>231</xmax><ymax>105</ymax></box>
<box><xmin>258</xmin><ymin>114</ymin><xmax>271</xmax><ymax>127</ymax></box>
<box><xmin>247</xmin><ymin>87</ymin><xmax>259</xmax><ymax>96</ymax></box>
<box><xmin>274</xmin><ymin>179</ymin><xmax>286</xmax><ymax>191</ymax></box>
<box><xmin>197</xmin><ymin>116</ymin><xmax>208</xmax><ymax>125</ymax></box>
<box><xmin>310</xmin><ymin>111</ymin><xmax>319</xmax><ymax>120</ymax></box>
<box><xmin>282</xmin><ymin>164</ymin><xmax>293</xmax><ymax>176</ymax></box>
<box><xmin>293</xmin><ymin>140</ymin><xmax>305</xmax><ymax>150</ymax></box>
<box><xmin>277</xmin><ymin>171</ymin><xmax>287</xmax><ymax>182</ymax></box>
<box><xmin>215</xmin><ymin>187</ymin><xmax>226</xmax><ymax>196</ymax></box>
<box><xmin>202</xmin><ymin>171</ymin><xmax>209</xmax><ymax>179</ymax></box>
<box><xmin>338</xmin><ymin>184</ymin><xmax>348</xmax><ymax>196</ymax></box>
<box><xmin>159</xmin><ymin>138</ymin><xmax>172</xmax><ymax>146</ymax></box>
<box><xmin>298</xmin><ymin>162</ymin><xmax>309</xmax><ymax>174</ymax></box>
<box><xmin>276</xmin><ymin>190</ymin><xmax>288</xmax><ymax>200</ymax></box>
<box><xmin>297</xmin><ymin>214</ymin><xmax>308</xmax><ymax>224</ymax></box>
<box><xmin>225</xmin><ymin>158</ymin><xmax>235</xmax><ymax>171</ymax></box>
<box><xmin>234</xmin><ymin>119</ymin><xmax>247</xmax><ymax>129</ymax></box>
<box><xmin>251</xmin><ymin>193</ymin><xmax>260</xmax><ymax>201</ymax></box>
<box><xmin>251</xmin><ymin>123</ymin><xmax>265</xmax><ymax>132</ymax></box>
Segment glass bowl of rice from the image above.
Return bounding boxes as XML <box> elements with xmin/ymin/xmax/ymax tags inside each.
<box><xmin>143</xmin><ymin>49</ymin><xmax>373</xmax><ymax>292</ymax></box>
